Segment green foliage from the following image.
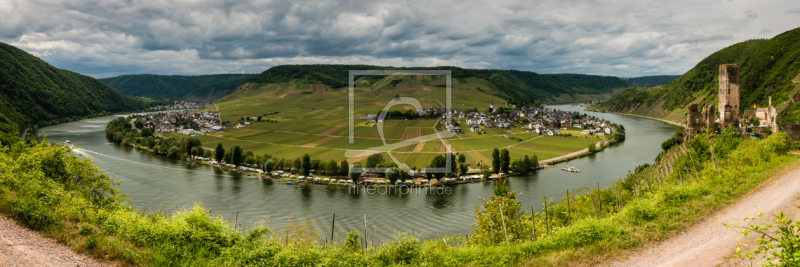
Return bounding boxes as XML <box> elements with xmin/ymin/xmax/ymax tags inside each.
<box><xmin>301</xmin><ymin>154</ymin><xmax>311</xmax><ymax>176</ymax></box>
<box><xmin>215</xmin><ymin>143</ymin><xmax>225</xmax><ymax>162</ymax></box>
<box><xmin>500</xmin><ymin>149</ymin><xmax>510</xmax><ymax>173</ymax></box>
<box><xmin>99</xmin><ymin>74</ymin><xmax>255</xmax><ymax>101</ymax></box>
<box><xmin>366</xmin><ymin>153</ymin><xmax>384</xmax><ymax>168</ymax></box>
<box><xmin>623</xmin><ymin>75</ymin><xmax>680</xmax><ymax>87</ymax></box>
<box><xmin>726</xmin><ymin>205</ymin><xmax>800</xmax><ymax>266</ymax></box>
<box><xmin>349</xmin><ymin>163</ymin><xmax>363</xmax><ymax>184</ymax></box>
<box><xmin>0</xmin><ymin>42</ymin><xmax>152</xmax><ymax>129</ymax></box>
<box><xmin>472</xmin><ymin>69</ymin><xmax>631</xmax><ymax>106</ymax></box>
<box><xmin>385</xmin><ymin>167</ymin><xmax>399</xmax><ymax>185</ymax></box>
<box><xmin>492</xmin><ymin>148</ymin><xmax>500</xmax><ymax>173</ymax></box>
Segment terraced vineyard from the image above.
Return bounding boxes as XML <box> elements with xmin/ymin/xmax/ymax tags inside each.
<box><xmin>193</xmin><ymin>71</ymin><xmax>608</xmax><ymax>168</ymax></box>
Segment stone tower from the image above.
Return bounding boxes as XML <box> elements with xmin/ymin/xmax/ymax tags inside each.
<box><xmin>719</xmin><ymin>64</ymin><xmax>740</xmax><ymax>128</ymax></box>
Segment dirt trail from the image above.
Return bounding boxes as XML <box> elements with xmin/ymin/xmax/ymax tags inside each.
<box><xmin>606</xmin><ymin>160</ymin><xmax>800</xmax><ymax>267</ymax></box>
<box><xmin>0</xmin><ymin>216</ymin><xmax>108</xmax><ymax>267</ymax></box>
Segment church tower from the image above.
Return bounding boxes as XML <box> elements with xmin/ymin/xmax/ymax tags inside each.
<box><xmin>719</xmin><ymin>64</ymin><xmax>740</xmax><ymax>128</ymax></box>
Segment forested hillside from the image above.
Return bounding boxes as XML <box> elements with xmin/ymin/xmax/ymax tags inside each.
<box><xmin>243</xmin><ymin>65</ymin><xmax>632</xmax><ymax>106</ymax></box>
<box><xmin>100</xmin><ymin>74</ymin><xmax>255</xmax><ymax>101</ymax></box>
<box><xmin>623</xmin><ymin>75</ymin><xmax>680</xmax><ymax>87</ymax></box>
<box><xmin>0</xmin><ymin>42</ymin><xmax>155</xmax><ymax>137</ymax></box>
<box><xmin>598</xmin><ymin>27</ymin><xmax>800</xmax><ymax>122</ymax></box>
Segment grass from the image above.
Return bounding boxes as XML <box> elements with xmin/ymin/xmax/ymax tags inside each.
<box><xmin>1</xmin><ymin>129</ymin><xmax>794</xmax><ymax>266</ymax></box>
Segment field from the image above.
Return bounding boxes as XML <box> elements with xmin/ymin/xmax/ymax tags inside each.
<box><xmin>190</xmin><ymin>75</ymin><xmax>606</xmax><ymax>167</ymax></box>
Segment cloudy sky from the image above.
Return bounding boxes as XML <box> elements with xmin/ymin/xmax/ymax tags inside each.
<box><xmin>1</xmin><ymin>0</ymin><xmax>797</xmax><ymax>78</ymax></box>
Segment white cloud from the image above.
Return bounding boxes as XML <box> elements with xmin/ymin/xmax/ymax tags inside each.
<box><xmin>0</xmin><ymin>0</ymin><xmax>797</xmax><ymax>78</ymax></box>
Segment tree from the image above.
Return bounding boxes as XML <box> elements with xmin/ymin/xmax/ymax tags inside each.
<box><xmin>399</xmin><ymin>168</ymin><xmax>410</xmax><ymax>184</ymax></box>
<box><xmin>141</xmin><ymin>128</ymin><xmax>154</xmax><ymax>138</ymax></box>
<box><xmin>203</xmin><ymin>149</ymin><xmax>213</xmax><ymax>158</ymax></box>
<box><xmin>190</xmin><ymin>147</ymin><xmax>198</xmax><ymax>160</ymax></box>
<box><xmin>327</xmin><ymin>160</ymin><xmax>338</xmax><ymax>175</ymax></box>
<box><xmin>459</xmin><ymin>162</ymin><xmax>469</xmax><ymax>176</ymax></box>
<box><xmin>531</xmin><ymin>154</ymin><xmax>539</xmax><ymax>169</ymax></box>
<box><xmin>366</xmin><ymin>153</ymin><xmax>384</xmax><ymax>168</ymax></box>
<box><xmin>500</xmin><ymin>148</ymin><xmax>510</xmax><ymax>173</ymax></box>
<box><xmin>385</xmin><ymin>167</ymin><xmax>399</xmax><ymax>185</ymax></box>
<box><xmin>301</xmin><ymin>154</ymin><xmax>311</xmax><ymax>176</ymax></box>
<box><xmin>215</xmin><ymin>143</ymin><xmax>225</xmax><ymax>162</ymax></box>
<box><xmin>748</xmin><ymin>116</ymin><xmax>761</xmax><ymax>126</ymax></box>
<box><xmin>167</xmin><ymin>146</ymin><xmax>181</xmax><ymax>159</ymax></box>
<box><xmin>339</xmin><ymin>160</ymin><xmax>349</xmax><ymax>176</ymax></box>
<box><xmin>277</xmin><ymin>158</ymin><xmax>286</xmax><ymax>170</ymax></box>
<box><xmin>458</xmin><ymin>154</ymin><xmax>466</xmax><ymax>163</ymax></box>
<box><xmin>430</xmin><ymin>155</ymin><xmax>446</xmax><ymax>179</ymax></box>
<box><xmin>293</xmin><ymin>158</ymin><xmax>302</xmax><ymax>171</ymax></box>
<box><xmin>231</xmin><ymin>145</ymin><xmax>243</xmax><ymax>166</ymax></box>
<box><xmin>264</xmin><ymin>160</ymin><xmax>275</xmax><ymax>174</ymax></box>
<box><xmin>588</xmin><ymin>143</ymin><xmax>597</xmax><ymax>154</ymax></box>
<box><xmin>349</xmin><ymin>163</ymin><xmax>363</xmax><ymax>184</ymax></box>
<box><xmin>492</xmin><ymin>148</ymin><xmax>500</xmax><ymax>173</ymax></box>
<box><xmin>244</xmin><ymin>156</ymin><xmax>256</xmax><ymax>165</ymax></box>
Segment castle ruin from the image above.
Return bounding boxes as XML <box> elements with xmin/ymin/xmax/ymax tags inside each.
<box><xmin>685</xmin><ymin>103</ymin><xmax>717</xmax><ymax>140</ymax></box>
<box><xmin>718</xmin><ymin>64</ymin><xmax>740</xmax><ymax>129</ymax></box>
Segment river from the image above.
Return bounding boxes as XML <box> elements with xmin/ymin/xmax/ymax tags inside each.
<box><xmin>37</xmin><ymin>105</ymin><xmax>678</xmax><ymax>242</ymax></box>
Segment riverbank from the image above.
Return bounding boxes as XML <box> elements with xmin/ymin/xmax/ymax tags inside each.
<box><xmin>12</xmin><ymin>120</ymin><xmax>796</xmax><ymax>266</ymax></box>
<box><xmin>588</xmin><ymin>105</ymin><xmax>686</xmax><ymax>128</ymax></box>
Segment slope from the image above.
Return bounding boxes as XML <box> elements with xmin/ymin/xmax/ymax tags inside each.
<box><xmin>241</xmin><ymin>65</ymin><xmax>632</xmax><ymax>106</ymax></box>
<box><xmin>100</xmin><ymin>74</ymin><xmax>255</xmax><ymax>101</ymax></box>
<box><xmin>0</xmin><ymin>42</ymin><xmax>152</xmax><ymax>135</ymax></box>
<box><xmin>623</xmin><ymin>75</ymin><xmax>680</xmax><ymax>87</ymax></box>
<box><xmin>598</xmin><ymin>27</ymin><xmax>800</xmax><ymax>123</ymax></box>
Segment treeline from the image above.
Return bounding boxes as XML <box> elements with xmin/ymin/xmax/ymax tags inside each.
<box><xmin>100</xmin><ymin>74</ymin><xmax>255</xmax><ymax>101</ymax></box>
<box><xmin>0</xmin><ymin>42</ymin><xmax>162</xmax><ymax>132</ymax></box>
<box><xmin>622</xmin><ymin>75</ymin><xmax>680</xmax><ymax>87</ymax></box>
<box><xmin>245</xmin><ymin>64</ymin><xmax>632</xmax><ymax>107</ymax></box>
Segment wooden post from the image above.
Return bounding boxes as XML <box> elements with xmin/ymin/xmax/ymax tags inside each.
<box><xmin>499</xmin><ymin>204</ymin><xmax>509</xmax><ymax>243</ymax></box>
<box><xmin>331</xmin><ymin>212</ymin><xmax>335</xmax><ymax>246</ymax></box>
<box><xmin>566</xmin><ymin>188</ymin><xmax>571</xmax><ymax>225</ymax></box>
<box><xmin>235</xmin><ymin>209</ymin><xmax>239</xmax><ymax>231</ymax></box>
<box><xmin>596</xmin><ymin>181</ymin><xmax>602</xmax><ymax>215</ymax></box>
<box><xmin>364</xmin><ymin>215</ymin><xmax>368</xmax><ymax>249</ymax></box>
<box><xmin>541</xmin><ymin>196</ymin><xmax>549</xmax><ymax>235</ymax></box>
<box><xmin>530</xmin><ymin>204</ymin><xmax>536</xmax><ymax>241</ymax></box>
<box><xmin>588</xmin><ymin>189</ymin><xmax>599</xmax><ymax>218</ymax></box>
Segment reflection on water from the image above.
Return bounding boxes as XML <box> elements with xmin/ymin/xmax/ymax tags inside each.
<box><xmin>37</xmin><ymin>105</ymin><xmax>677</xmax><ymax>241</ymax></box>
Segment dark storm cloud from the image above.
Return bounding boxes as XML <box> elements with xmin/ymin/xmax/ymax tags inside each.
<box><xmin>0</xmin><ymin>0</ymin><xmax>796</xmax><ymax>77</ymax></box>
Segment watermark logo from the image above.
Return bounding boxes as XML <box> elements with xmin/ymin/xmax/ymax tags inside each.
<box><xmin>349</xmin><ymin>185</ymin><xmax>453</xmax><ymax>196</ymax></box>
<box><xmin>345</xmin><ymin>70</ymin><xmax>454</xmax><ymax>174</ymax></box>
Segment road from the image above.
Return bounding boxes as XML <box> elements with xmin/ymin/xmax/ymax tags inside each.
<box><xmin>606</xmin><ymin>160</ymin><xmax>800</xmax><ymax>267</ymax></box>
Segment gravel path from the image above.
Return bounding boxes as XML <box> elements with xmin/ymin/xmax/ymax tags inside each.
<box><xmin>606</xmin><ymin>161</ymin><xmax>800</xmax><ymax>267</ymax></box>
<box><xmin>0</xmin><ymin>216</ymin><xmax>109</xmax><ymax>267</ymax></box>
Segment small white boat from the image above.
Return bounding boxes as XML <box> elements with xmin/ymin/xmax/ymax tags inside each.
<box><xmin>562</xmin><ymin>166</ymin><xmax>580</xmax><ymax>173</ymax></box>
<box><xmin>65</xmin><ymin>140</ymin><xmax>73</xmax><ymax>148</ymax></box>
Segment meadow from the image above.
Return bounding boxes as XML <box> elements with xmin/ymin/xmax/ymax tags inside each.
<box><xmin>193</xmin><ymin>75</ymin><xmax>606</xmax><ymax>168</ymax></box>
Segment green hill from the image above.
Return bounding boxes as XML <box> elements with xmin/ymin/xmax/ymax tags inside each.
<box><xmin>0</xmin><ymin>42</ymin><xmax>154</xmax><ymax>137</ymax></box>
<box><xmin>241</xmin><ymin>65</ymin><xmax>632</xmax><ymax>106</ymax></box>
<box><xmin>100</xmin><ymin>73</ymin><xmax>255</xmax><ymax>102</ymax></box>
<box><xmin>597</xmin><ymin>27</ymin><xmax>800</xmax><ymax>123</ymax></box>
<box><xmin>623</xmin><ymin>75</ymin><xmax>680</xmax><ymax>87</ymax></box>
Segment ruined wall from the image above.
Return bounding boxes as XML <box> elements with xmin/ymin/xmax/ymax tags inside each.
<box><xmin>719</xmin><ymin>64</ymin><xmax>740</xmax><ymax>128</ymax></box>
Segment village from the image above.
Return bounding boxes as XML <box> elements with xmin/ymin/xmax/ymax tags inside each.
<box><xmin>149</xmin><ymin>101</ymin><xmax>212</xmax><ymax>110</ymax></box>
<box><xmin>133</xmin><ymin>110</ymin><xmax>223</xmax><ymax>136</ymax></box>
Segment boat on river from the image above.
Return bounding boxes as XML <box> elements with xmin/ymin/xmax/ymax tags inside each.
<box><xmin>562</xmin><ymin>166</ymin><xmax>580</xmax><ymax>173</ymax></box>
<box><xmin>65</xmin><ymin>140</ymin><xmax>73</xmax><ymax>148</ymax></box>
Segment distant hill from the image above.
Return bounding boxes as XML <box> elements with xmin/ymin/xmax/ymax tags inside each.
<box><xmin>597</xmin><ymin>27</ymin><xmax>800</xmax><ymax>123</ymax></box>
<box><xmin>100</xmin><ymin>74</ymin><xmax>255</xmax><ymax>102</ymax></box>
<box><xmin>241</xmin><ymin>65</ymin><xmax>632</xmax><ymax>105</ymax></box>
<box><xmin>623</xmin><ymin>75</ymin><xmax>680</xmax><ymax>87</ymax></box>
<box><xmin>0</xmin><ymin>42</ymin><xmax>153</xmax><ymax>136</ymax></box>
